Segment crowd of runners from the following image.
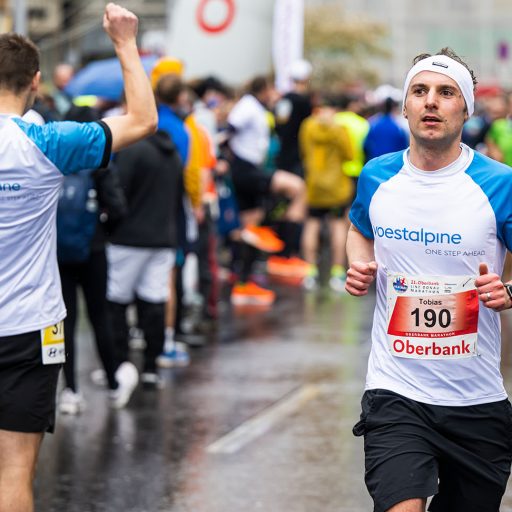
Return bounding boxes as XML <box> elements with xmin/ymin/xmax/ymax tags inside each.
<box><xmin>3</xmin><ymin>2</ymin><xmax>512</xmax><ymax>511</ymax></box>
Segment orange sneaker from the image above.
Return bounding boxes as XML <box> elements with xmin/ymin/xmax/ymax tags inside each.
<box><xmin>230</xmin><ymin>281</ymin><xmax>276</xmax><ymax>306</ymax></box>
<box><xmin>267</xmin><ymin>255</ymin><xmax>310</xmax><ymax>278</ymax></box>
<box><xmin>241</xmin><ymin>225</ymin><xmax>285</xmax><ymax>253</ymax></box>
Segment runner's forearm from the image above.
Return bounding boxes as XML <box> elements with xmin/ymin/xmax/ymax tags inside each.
<box><xmin>117</xmin><ymin>41</ymin><xmax>156</xmax><ymax>131</ymax></box>
<box><xmin>101</xmin><ymin>4</ymin><xmax>157</xmax><ymax>152</ymax></box>
<box><xmin>346</xmin><ymin>224</ymin><xmax>375</xmax><ymax>265</ymax></box>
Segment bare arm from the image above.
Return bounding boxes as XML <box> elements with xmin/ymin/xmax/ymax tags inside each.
<box><xmin>101</xmin><ymin>3</ymin><xmax>157</xmax><ymax>152</ymax></box>
<box><xmin>345</xmin><ymin>223</ymin><xmax>378</xmax><ymax>296</ymax></box>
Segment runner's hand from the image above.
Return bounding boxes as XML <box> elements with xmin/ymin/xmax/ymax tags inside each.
<box><xmin>103</xmin><ymin>3</ymin><xmax>138</xmax><ymax>47</ymax></box>
<box><xmin>345</xmin><ymin>261</ymin><xmax>378</xmax><ymax>296</ymax></box>
<box><xmin>475</xmin><ymin>262</ymin><xmax>510</xmax><ymax>311</ymax></box>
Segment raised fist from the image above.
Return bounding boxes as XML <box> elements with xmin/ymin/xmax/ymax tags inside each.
<box><xmin>103</xmin><ymin>3</ymin><xmax>138</xmax><ymax>46</ymax></box>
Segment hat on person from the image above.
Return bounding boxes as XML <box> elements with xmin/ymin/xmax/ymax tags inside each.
<box><xmin>289</xmin><ymin>59</ymin><xmax>313</xmax><ymax>82</ymax></box>
<box><xmin>150</xmin><ymin>57</ymin><xmax>184</xmax><ymax>90</ymax></box>
<box><xmin>402</xmin><ymin>54</ymin><xmax>474</xmax><ymax>116</ymax></box>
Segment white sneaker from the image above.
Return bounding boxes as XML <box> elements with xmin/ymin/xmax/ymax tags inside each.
<box><xmin>109</xmin><ymin>361</ymin><xmax>139</xmax><ymax>409</ymax></box>
<box><xmin>90</xmin><ymin>368</ymin><xmax>107</xmax><ymax>387</ymax></box>
<box><xmin>156</xmin><ymin>342</ymin><xmax>190</xmax><ymax>368</ymax></box>
<box><xmin>58</xmin><ymin>388</ymin><xmax>86</xmax><ymax>415</ymax></box>
<box><xmin>141</xmin><ymin>371</ymin><xmax>165</xmax><ymax>389</ymax></box>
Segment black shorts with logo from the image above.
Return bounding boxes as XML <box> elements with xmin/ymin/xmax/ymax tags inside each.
<box><xmin>353</xmin><ymin>389</ymin><xmax>512</xmax><ymax>512</ymax></box>
<box><xmin>0</xmin><ymin>331</ymin><xmax>61</xmax><ymax>433</ymax></box>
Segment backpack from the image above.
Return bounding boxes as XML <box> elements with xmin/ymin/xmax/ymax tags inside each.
<box><xmin>56</xmin><ymin>169</ymin><xmax>99</xmax><ymax>263</ymax></box>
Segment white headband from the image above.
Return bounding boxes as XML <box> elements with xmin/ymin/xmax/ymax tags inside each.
<box><xmin>403</xmin><ymin>55</ymin><xmax>474</xmax><ymax>117</ymax></box>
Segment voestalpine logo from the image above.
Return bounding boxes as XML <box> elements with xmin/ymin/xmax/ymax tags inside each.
<box><xmin>373</xmin><ymin>225</ymin><xmax>462</xmax><ymax>246</ymax></box>
<box><xmin>0</xmin><ymin>182</ymin><xmax>21</xmax><ymax>192</ymax></box>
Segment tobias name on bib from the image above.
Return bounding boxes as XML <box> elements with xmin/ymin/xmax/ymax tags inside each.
<box><xmin>387</xmin><ymin>273</ymin><xmax>479</xmax><ymax>359</ymax></box>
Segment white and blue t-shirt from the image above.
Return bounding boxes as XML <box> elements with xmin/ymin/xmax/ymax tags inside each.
<box><xmin>350</xmin><ymin>144</ymin><xmax>512</xmax><ymax>406</ymax></box>
<box><xmin>0</xmin><ymin>114</ymin><xmax>111</xmax><ymax>337</ymax></box>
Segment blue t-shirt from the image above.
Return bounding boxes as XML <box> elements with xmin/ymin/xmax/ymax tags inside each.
<box><xmin>363</xmin><ymin>113</ymin><xmax>408</xmax><ymax>161</ymax></box>
<box><xmin>157</xmin><ymin>104</ymin><xmax>189</xmax><ymax>165</ymax></box>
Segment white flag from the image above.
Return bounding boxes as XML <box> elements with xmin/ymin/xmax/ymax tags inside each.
<box><xmin>272</xmin><ymin>0</ymin><xmax>305</xmax><ymax>93</ymax></box>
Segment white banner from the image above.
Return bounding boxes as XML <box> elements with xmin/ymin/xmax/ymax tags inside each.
<box><xmin>272</xmin><ymin>0</ymin><xmax>305</xmax><ymax>93</ymax></box>
<box><xmin>166</xmin><ymin>0</ymin><xmax>274</xmax><ymax>85</ymax></box>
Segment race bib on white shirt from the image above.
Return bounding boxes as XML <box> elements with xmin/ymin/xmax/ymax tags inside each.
<box><xmin>387</xmin><ymin>273</ymin><xmax>479</xmax><ymax>359</ymax></box>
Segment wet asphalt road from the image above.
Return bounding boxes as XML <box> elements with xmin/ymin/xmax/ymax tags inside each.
<box><xmin>34</xmin><ymin>283</ymin><xmax>512</xmax><ymax>512</ymax></box>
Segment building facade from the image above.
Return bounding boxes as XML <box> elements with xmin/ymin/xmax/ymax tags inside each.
<box><xmin>3</xmin><ymin>0</ymin><xmax>512</xmax><ymax>88</ymax></box>
<box><xmin>316</xmin><ymin>0</ymin><xmax>512</xmax><ymax>87</ymax></box>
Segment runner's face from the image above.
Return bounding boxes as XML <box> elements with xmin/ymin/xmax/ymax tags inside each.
<box><xmin>404</xmin><ymin>71</ymin><xmax>467</xmax><ymax>149</ymax></box>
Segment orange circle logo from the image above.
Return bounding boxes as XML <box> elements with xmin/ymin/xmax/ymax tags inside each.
<box><xmin>196</xmin><ymin>0</ymin><xmax>236</xmax><ymax>34</ymax></box>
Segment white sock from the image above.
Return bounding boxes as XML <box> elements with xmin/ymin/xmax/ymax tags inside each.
<box><xmin>164</xmin><ymin>328</ymin><xmax>175</xmax><ymax>353</ymax></box>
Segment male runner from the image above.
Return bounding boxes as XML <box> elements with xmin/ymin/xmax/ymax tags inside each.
<box><xmin>0</xmin><ymin>4</ymin><xmax>156</xmax><ymax>511</ymax></box>
<box><xmin>346</xmin><ymin>48</ymin><xmax>512</xmax><ymax>512</ymax></box>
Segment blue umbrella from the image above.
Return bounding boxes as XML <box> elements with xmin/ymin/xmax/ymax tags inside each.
<box><xmin>65</xmin><ymin>54</ymin><xmax>159</xmax><ymax>101</ymax></box>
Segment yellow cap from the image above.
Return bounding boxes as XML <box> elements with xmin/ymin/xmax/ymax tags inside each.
<box><xmin>150</xmin><ymin>57</ymin><xmax>184</xmax><ymax>90</ymax></box>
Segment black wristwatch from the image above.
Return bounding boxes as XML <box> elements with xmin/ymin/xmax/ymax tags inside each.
<box><xmin>505</xmin><ymin>283</ymin><xmax>512</xmax><ymax>302</ymax></box>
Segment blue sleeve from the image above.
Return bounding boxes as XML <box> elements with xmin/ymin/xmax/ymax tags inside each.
<box><xmin>349</xmin><ymin>150</ymin><xmax>405</xmax><ymax>239</ymax></box>
<box><xmin>13</xmin><ymin>118</ymin><xmax>112</xmax><ymax>175</ymax></box>
<box><xmin>466</xmin><ymin>153</ymin><xmax>512</xmax><ymax>250</ymax></box>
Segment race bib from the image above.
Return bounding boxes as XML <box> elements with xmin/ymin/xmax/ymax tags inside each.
<box><xmin>387</xmin><ymin>274</ymin><xmax>479</xmax><ymax>359</ymax></box>
<box><xmin>41</xmin><ymin>321</ymin><xmax>66</xmax><ymax>365</ymax></box>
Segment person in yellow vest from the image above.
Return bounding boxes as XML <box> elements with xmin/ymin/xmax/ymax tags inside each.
<box><xmin>334</xmin><ymin>94</ymin><xmax>370</xmax><ymax>190</ymax></box>
<box><xmin>299</xmin><ymin>98</ymin><xmax>355</xmax><ymax>291</ymax></box>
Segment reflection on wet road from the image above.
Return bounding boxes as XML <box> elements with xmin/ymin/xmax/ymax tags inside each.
<box><xmin>35</xmin><ymin>286</ymin><xmax>512</xmax><ymax>511</ymax></box>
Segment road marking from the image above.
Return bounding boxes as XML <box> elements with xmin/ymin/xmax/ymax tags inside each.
<box><xmin>207</xmin><ymin>384</ymin><xmax>323</xmax><ymax>454</ymax></box>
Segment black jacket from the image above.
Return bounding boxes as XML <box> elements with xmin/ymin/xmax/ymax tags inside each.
<box><xmin>91</xmin><ymin>164</ymin><xmax>128</xmax><ymax>252</ymax></box>
<box><xmin>109</xmin><ymin>130</ymin><xmax>183</xmax><ymax>248</ymax></box>
<box><xmin>275</xmin><ymin>91</ymin><xmax>313</xmax><ymax>171</ymax></box>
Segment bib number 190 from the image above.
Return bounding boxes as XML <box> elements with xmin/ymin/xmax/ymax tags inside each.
<box><xmin>411</xmin><ymin>308</ymin><xmax>451</xmax><ymax>328</ymax></box>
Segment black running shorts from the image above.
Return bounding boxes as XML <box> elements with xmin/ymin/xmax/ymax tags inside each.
<box><xmin>0</xmin><ymin>331</ymin><xmax>61</xmax><ymax>433</ymax></box>
<box><xmin>308</xmin><ymin>205</ymin><xmax>348</xmax><ymax>219</ymax></box>
<box><xmin>353</xmin><ymin>389</ymin><xmax>512</xmax><ymax>512</ymax></box>
<box><xmin>230</xmin><ymin>155</ymin><xmax>272</xmax><ymax>212</ymax></box>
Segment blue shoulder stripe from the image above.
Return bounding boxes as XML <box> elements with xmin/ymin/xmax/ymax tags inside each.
<box><xmin>12</xmin><ymin>118</ymin><xmax>111</xmax><ymax>175</ymax></box>
<box><xmin>465</xmin><ymin>152</ymin><xmax>512</xmax><ymax>250</ymax></box>
<box><xmin>349</xmin><ymin>150</ymin><xmax>405</xmax><ymax>239</ymax></box>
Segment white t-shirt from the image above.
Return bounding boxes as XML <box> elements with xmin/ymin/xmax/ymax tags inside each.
<box><xmin>350</xmin><ymin>144</ymin><xmax>512</xmax><ymax>406</ymax></box>
<box><xmin>228</xmin><ymin>94</ymin><xmax>269</xmax><ymax>165</ymax></box>
<box><xmin>0</xmin><ymin>114</ymin><xmax>110</xmax><ymax>336</ymax></box>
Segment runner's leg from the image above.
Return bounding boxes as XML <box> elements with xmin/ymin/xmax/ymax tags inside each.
<box><xmin>0</xmin><ymin>430</ymin><xmax>42</xmax><ymax>512</ymax></box>
<box><xmin>388</xmin><ymin>499</ymin><xmax>427</xmax><ymax>512</ymax></box>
